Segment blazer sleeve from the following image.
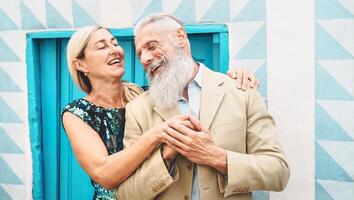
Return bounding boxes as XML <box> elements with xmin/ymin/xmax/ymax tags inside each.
<box><xmin>116</xmin><ymin>103</ymin><xmax>179</xmax><ymax>200</ymax></box>
<box><xmin>218</xmin><ymin>88</ymin><xmax>290</xmax><ymax>197</ymax></box>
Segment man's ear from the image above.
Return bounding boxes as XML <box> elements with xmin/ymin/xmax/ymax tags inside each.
<box><xmin>73</xmin><ymin>59</ymin><xmax>88</xmax><ymax>73</ymax></box>
<box><xmin>176</xmin><ymin>28</ymin><xmax>188</xmax><ymax>48</ymax></box>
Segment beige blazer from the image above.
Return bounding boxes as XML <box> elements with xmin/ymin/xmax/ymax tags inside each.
<box><xmin>117</xmin><ymin>66</ymin><xmax>290</xmax><ymax>200</ymax></box>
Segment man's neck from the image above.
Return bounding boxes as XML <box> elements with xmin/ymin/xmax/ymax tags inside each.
<box><xmin>182</xmin><ymin>62</ymin><xmax>199</xmax><ymax>100</ymax></box>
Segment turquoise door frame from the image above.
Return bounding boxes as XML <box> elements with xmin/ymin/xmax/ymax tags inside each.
<box><xmin>26</xmin><ymin>25</ymin><xmax>229</xmax><ymax>200</ymax></box>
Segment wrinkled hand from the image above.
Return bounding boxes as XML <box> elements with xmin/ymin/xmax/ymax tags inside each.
<box><xmin>227</xmin><ymin>67</ymin><xmax>260</xmax><ymax>90</ymax></box>
<box><xmin>145</xmin><ymin>114</ymin><xmax>194</xmax><ymax>141</ymax></box>
<box><xmin>161</xmin><ymin>144</ymin><xmax>176</xmax><ymax>160</ymax></box>
<box><xmin>163</xmin><ymin>116</ymin><xmax>227</xmax><ymax>171</ymax></box>
<box><xmin>145</xmin><ymin>115</ymin><xmax>198</xmax><ymax>160</ymax></box>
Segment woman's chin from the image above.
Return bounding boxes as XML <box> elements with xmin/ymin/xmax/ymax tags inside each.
<box><xmin>110</xmin><ymin>68</ymin><xmax>125</xmax><ymax>77</ymax></box>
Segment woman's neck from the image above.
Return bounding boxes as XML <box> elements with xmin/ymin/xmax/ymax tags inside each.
<box><xmin>86</xmin><ymin>79</ymin><xmax>125</xmax><ymax>108</ymax></box>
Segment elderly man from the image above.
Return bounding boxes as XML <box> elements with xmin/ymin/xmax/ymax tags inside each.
<box><xmin>117</xmin><ymin>13</ymin><xmax>290</xmax><ymax>200</ymax></box>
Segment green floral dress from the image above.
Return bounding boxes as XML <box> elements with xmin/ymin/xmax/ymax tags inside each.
<box><xmin>62</xmin><ymin>98</ymin><xmax>125</xmax><ymax>200</ymax></box>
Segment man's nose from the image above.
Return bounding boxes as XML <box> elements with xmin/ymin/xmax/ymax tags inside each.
<box><xmin>140</xmin><ymin>50</ymin><xmax>153</xmax><ymax>66</ymax></box>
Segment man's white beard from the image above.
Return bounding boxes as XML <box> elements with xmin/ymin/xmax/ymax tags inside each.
<box><xmin>148</xmin><ymin>52</ymin><xmax>194</xmax><ymax>110</ymax></box>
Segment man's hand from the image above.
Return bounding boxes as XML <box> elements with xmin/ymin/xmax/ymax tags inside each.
<box><xmin>162</xmin><ymin>116</ymin><xmax>227</xmax><ymax>174</ymax></box>
<box><xmin>145</xmin><ymin>115</ymin><xmax>199</xmax><ymax>165</ymax></box>
<box><xmin>144</xmin><ymin>114</ymin><xmax>195</xmax><ymax>143</ymax></box>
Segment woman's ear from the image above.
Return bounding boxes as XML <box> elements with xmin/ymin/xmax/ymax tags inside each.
<box><xmin>73</xmin><ymin>59</ymin><xmax>88</xmax><ymax>73</ymax></box>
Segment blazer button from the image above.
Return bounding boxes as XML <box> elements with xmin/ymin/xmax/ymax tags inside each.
<box><xmin>152</xmin><ymin>187</ymin><xmax>158</xmax><ymax>192</ymax></box>
<box><xmin>184</xmin><ymin>194</ymin><xmax>189</xmax><ymax>200</ymax></box>
<box><xmin>233</xmin><ymin>188</ymin><xmax>241</xmax><ymax>193</ymax></box>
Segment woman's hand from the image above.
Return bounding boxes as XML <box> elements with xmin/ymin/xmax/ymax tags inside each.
<box><xmin>227</xmin><ymin>67</ymin><xmax>260</xmax><ymax>90</ymax></box>
<box><xmin>144</xmin><ymin>115</ymin><xmax>193</xmax><ymax>142</ymax></box>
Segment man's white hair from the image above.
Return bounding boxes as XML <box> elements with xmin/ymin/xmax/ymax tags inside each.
<box><xmin>134</xmin><ymin>13</ymin><xmax>184</xmax><ymax>35</ymax></box>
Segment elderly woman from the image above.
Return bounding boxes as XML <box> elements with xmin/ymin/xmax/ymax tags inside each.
<box><xmin>61</xmin><ymin>26</ymin><xmax>259</xmax><ymax>200</ymax></box>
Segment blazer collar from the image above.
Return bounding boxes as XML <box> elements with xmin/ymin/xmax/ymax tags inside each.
<box><xmin>200</xmin><ymin>65</ymin><xmax>225</xmax><ymax>129</ymax></box>
<box><xmin>153</xmin><ymin>103</ymin><xmax>181</xmax><ymax>121</ymax></box>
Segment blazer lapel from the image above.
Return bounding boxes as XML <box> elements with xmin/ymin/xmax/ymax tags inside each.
<box><xmin>200</xmin><ymin>67</ymin><xmax>225</xmax><ymax>130</ymax></box>
<box><xmin>153</xmin><ymin>104</ymin><xmax>181</xmax><ymax>121</ymax></box>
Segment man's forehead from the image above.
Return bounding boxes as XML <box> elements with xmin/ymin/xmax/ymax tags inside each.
<box><xmin>136</xmin><ymin>23</ymin><xmax>161</xmax><ymax>37</ymax></box>
<box><xmin>135</xmin><ymin>25</ymin><xmax>162</xmax><ymax>46</ymax></box>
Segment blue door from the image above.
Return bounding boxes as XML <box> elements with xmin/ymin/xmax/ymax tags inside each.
<box><xmin>28</xmin><ymin>25</ymin><xmax>228</xmax><ymax>200</ymax></box>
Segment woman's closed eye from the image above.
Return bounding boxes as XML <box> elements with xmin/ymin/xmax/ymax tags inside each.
<box><xmin>96</xmin><ymin>42</ymin><xmax>106</xmax><ymax>50</ymax></box>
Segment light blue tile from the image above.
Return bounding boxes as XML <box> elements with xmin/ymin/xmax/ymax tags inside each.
<box><xmin>315</xmin><ymin>63</ymin><xmax>353</xmax><ymax>100</ymax></box>
<box><xmin>316</xmin><ymin>23</ymin><xmax>353</xmax><ymax>59</ymax></box>
<box><xmin>316</xmin><ymin>180</ymin><xmax>335</xmax><ymax>200</ymax></box>
<box><xmin>134</xmin><ymin>0</ymin><xmax>162</xmax><ymax>24</ymax></box>
<box><xmin>315</xmin><ymin>0</ymin><xmax>353</xmax><ymax>19</ymax></box>
<box><xmin>0</xmin><ymin>37</ymin><xmax>20</xmax><ymax>62</ymax></box>
<box><xmin>315</xmin><ymin>102</ymin><xmax>353</xmax><ymax>141</ymax></box>
<box><xmin>46</xmin><ymin>1</ymin><xmax>71</xmax><ymax>28</ymax></box>
<box><xmin>0</xmin><ymin>186</ymin><xmax>11</xmax><ymax>200</ymax></box>
<box><xmin>0</xmin><ymin>157</ymin><xmax>23</xmax><ymax>184</ymax></box>
<box><xmin>0</xmin><ymin>67</ymin><xmax>21</xmax><ymax>92</ymax></box>
<box><xmin>315</xmin><ymin>142</ymin><xmax>353</xmax><ymax>181</ymax></box>
<box><xmin>201</xmin><ymin>0</ymin><xmax>230</xmax><ymax>22</ymax></box>
<box><xmin>0</xmin><ymin>127</ymin><xmax>23</xmax><ymax>154</ymax></box>
<box><xmin>234</xmin><ymin>24</ymin><xmax>266</xmax><ymax>59</ymax></box>
<box><xmin>73</xmin><ymin>0</ymin><xmax>97</xmax><ymax>27</ymax></box>
<box><xmin>20</xmin><ymin>1</ymin><xmax>45</xmax><ymax>29</ymax></box>
<box><xmin>234</xmin><ymin>0</ymin><xmax>265</xmax><ymax>21</ymax></box>
<box><xmin>173</xmin><ymin>0</ymin><xmax>195</xmax><ymax>23</ymax></box>
<box><xmin>0</xmin><ymin>97</ymin><xmax>22</xmax><ymax>123</ymax></box>
<box><xmin>253</xmin><ymin>191</ymin><xmax>269</xmax><ymax>200</ymax></box>
<box><xmin>318</xmin><ymin>141</ymin><xmax>354</xmax><ymax>183</ymax></box>
<box><xmin>0</xmin><ymin>9</ymin><xmax>19</xmax><ymax>30</ymax></box>
<box><xmin>255</xmin><ymin>63</ymin><xmax>267</xmax><ymax>97</ymax></box>
<box><xmin>318</xmin><ymin>180</ymin><xmax>354</xmax><ymax>200</ymax></box>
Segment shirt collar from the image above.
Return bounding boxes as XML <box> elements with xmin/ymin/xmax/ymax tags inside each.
<box><xmin>190</xmin><ymin>62</ymin><xmax>202</xmax><ymax>88</ymax></box>
<box><xmin>178</xmin><ymin>62</ymin><xmax>203</xmax><ymax>102</ymax></box>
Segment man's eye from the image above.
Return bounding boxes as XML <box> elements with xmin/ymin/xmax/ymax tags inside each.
<box><xmin>149</xmin><ymin>43</ymin><xmax>157</xmax><ymax>50</ymax></box>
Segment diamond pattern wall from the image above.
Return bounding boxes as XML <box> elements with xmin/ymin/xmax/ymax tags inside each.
<box><xmin>315</xmin><ymin>0</ymin><xmax>354</xmax><ymax>199</ymax></box>
<box><xmin>0</xmin><ymin>1</ymin><xmax>269</xmax><ymax>199</ymax></box>
<box><xmin>0</xmin><ymin>0</ymin><xmax>353</xmax><ymax>199</ymax></box>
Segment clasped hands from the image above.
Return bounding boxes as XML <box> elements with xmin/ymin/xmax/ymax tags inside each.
<box><xmin>150</xmin><ymin>115</ymin><xmax>227</xmax><ymax>173</ymax></box>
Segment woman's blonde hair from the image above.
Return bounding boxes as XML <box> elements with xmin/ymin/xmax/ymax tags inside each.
<box><xmin>122</xmin><ymin>81</ymin><xmax>144</xmax><ymax>102</ymax></box>
<box><xmin>66</xmin><ymin>26</ymin><xmax>143</xmax><ymax>102</ymax></box>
